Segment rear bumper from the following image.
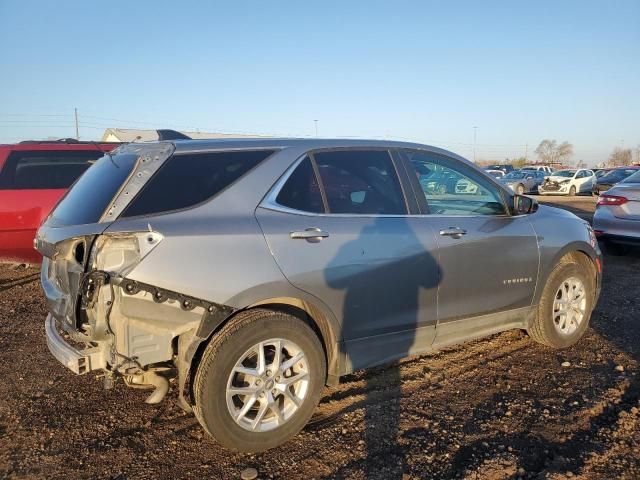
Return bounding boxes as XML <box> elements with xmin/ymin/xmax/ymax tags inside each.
<box><xmin>45</xmin><ymin>314</ymin><xmax>105</xmax><ymax>375</ymax></box>
<box><xmin>593</xmin><ymin>207</ymin><xmax>640</xmax><ymax>241</ymax></box>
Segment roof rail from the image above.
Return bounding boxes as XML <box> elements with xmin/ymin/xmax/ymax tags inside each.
<box><xmin>157</xmin><ymin>129</ymin><xmax>192</xmax><ymax>141</ymax></box>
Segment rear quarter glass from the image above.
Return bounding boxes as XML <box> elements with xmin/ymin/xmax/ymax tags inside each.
<box><xmin>121</xmin><ymin>149</ymin><xmax>276</xmax><ymax>218</ymax></box>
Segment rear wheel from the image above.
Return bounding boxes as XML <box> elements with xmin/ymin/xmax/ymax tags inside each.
<box><xmin>569</xmin><ymin>185</ymin><xmax>577</xmax><ymax>196</ymax></box>
<box><xmin>528</xmin><ymin>257</ymin><xmax>594</xmax><ymax>348</ymax></box>
<box><xmin>193</xmin><ymin>309</ymin><xmax>326</xmax><ymax>452</ymax></box>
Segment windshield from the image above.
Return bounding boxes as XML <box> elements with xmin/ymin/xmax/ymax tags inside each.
<box><xmin>601</xmin><ymin>168</ymin><xmax>639</xmax><ymax>182</ymax></box>
<box><xmin>503</xmin><ymin>172</ymin><xmax>526</xmax><ymax>179</ymax></box>
<box><xmin>553</xmin><ymin>170</ymin><xmax>576</xmax><ymax>178</ymax></box>
<box><xmin>622</xmin><ymin>170</ymin><xmax>640</xmax><ymax>183</ymax></box>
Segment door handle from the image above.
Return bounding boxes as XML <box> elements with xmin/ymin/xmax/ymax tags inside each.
<box><xmin>439</xmin><ymin>227</ymin><xmax>467</xmax><ymax>239</ymax></box>
<box><xmin>290</xmin><ymin>227</ymin><xmax>330</xmax><ymax>242</ymax></box>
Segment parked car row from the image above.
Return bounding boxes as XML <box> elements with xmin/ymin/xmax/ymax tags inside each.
<box><xmin>483</xmin><ymin>164</ymin><xmax>640</xmax><ymax>198</ymax></box>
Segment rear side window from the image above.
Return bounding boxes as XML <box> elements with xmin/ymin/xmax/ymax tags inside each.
<box><xmin>275</xmin><ymin>157</ymin><xmax>324</xmax><ymax>213</ymax></box>
<box><xmin>122</xmin><ymin>150</ymin><xmax>275</xmax><ymax>217</ymax></box>
<box><xmin>313</xmin><ymin>150</ymin><xmax>406</xmax><ymax>214</ymax></box>
<box><xmin>0</xmin><ymin>150</ymin><xmax>104</xmax><ymax>190</ymax></box>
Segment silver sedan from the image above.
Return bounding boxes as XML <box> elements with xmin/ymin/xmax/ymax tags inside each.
<box><xmin>498</xmin><ymin>170</ymin><xmax>544</xmax><ymax>195</ymax></box>
<box><xmin>593</xmin><ymin>169</ymin><xmax>640</xmax><ymax>254</ymax></box>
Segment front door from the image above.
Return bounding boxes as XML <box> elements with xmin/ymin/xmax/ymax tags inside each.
<box><xmin>256</xmin><ymin>150</ymin><xmax>440</xmax><ymax>370</ymax></box>
<box><xmin>400</xmin><ymin>150</ymin><xmax>539</xmax><ymax>337</ymax></box>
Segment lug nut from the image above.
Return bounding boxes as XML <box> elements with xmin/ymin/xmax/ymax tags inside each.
<box><xmin>255</xmin><ymin>379</ymin><xmax>262</xmax><ymax>386</ymax></box>
<box><xmin>266</xmin><ymin>370</ymin><xmax>272</xmax><ymax>376</ymax></box>
<box><xmin>275</xmin><ymin>376</ymin><xmax>281</xmax><ymax>382</ymax></box>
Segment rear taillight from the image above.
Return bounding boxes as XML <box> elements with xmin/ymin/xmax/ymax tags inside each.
<box><xmin>597</xmin><ymin>195</ymin><xmax>628</xmax><ymax>207</ymax></box>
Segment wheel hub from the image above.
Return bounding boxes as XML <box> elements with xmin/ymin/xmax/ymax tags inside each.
<box><xmin>552</xmin><ymin>276</ymin><xmax>587</xmax><ymax>335</ymax></box>
<box><xmin>225</xmin><ymin>338</ymin><xmax>310</xmax><ymax>432</ymax></box>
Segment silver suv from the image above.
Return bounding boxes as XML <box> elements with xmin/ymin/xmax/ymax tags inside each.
<box><xmin>36</xmin><ymin>138</ymin><xmax>602</xmax><ymax>452</ymax></box>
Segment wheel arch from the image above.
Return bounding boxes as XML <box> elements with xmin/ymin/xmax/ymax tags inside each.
<box><xmin>534</xmin><ymin>243</ymin><xmax>599</xmax><ymax>306</ymax></box>
<box><xmin>187</xmin><ymin>295</ymin><xmax>342</xmax><ymax>407</ymax></box>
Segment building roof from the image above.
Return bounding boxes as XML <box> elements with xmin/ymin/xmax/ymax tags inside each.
<box><xmin>100</xmin><ymin>128</ymin><xmax>261</xmax><ymax>143</ymax></box>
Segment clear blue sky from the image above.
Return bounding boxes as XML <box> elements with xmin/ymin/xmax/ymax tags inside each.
<box><xmin>1</xmin><ymin>0</ymin><xmax>638</xmax><ymax>165</ymax></box>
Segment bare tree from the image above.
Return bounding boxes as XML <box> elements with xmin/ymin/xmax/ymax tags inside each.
<box><xmin>608</xmin><ymin>147</ymin><xmax>633</xmax><ymax>166</ymax></box>
<box><xmin>506</xmin><ymin>156</ymin><xmax>527</xmax><ymax>169</ymax></box>
<box><xmin>534</xmin><ymin>139</ymin><xmax>574</xmax><ymax>165</ymax></box>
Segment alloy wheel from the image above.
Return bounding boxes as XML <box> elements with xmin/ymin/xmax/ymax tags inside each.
<box><xmin>552</xmin><ymin>277</ymin><xmax>587</xmax><ymax>335</ymax></box>
<box><xmin>226</xmin><ymin>338</ymin><xmax>310</xmax><ymax>432</ymax></box>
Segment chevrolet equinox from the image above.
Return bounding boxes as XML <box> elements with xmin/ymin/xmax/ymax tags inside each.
<box><xmin>36</xmin><ymin>138</ymin><xmax>602</xmax><ymax>452</ymax></box>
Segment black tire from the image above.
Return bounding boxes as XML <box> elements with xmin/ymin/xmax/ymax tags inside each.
<box><xmin>193</xmin><ymin>309</ymin><xmax>326</xmax><ymax>452</ymax></box>
<box><xmin>528</xmin><ymin>257</ymin><xmax>595</xmax><ymax>349</ymax></box>
<box><xmin>569</xmin><ymin>185</ymin><xmax>576</xmax><ymax>196</ymax></box>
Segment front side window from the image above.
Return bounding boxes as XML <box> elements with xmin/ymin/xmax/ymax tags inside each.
<box><xmin>403</xmin><ymin>150</ymin><xmax>506</xmax><ymax>216</ymax></box>
<box><xmin>313</xmin><ymin>150</ymin><xmax>406</xmax><ymax>215</ymax></box>
<box><xmin>0</xmin><ymin>150</ymin><xmax>105</xmax><ymax>190</ymax></box>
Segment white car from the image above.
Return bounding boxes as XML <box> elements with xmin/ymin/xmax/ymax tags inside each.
<box><xmin>539</xmin><ymin>169</ymin><xmax>595</xmax><ymax>196</ymax></box>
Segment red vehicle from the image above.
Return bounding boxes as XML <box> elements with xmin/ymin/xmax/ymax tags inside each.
<box><xmin>0</xmin><ymin>139</ymin><xmax>118</xmax><ymax>263</ymax></box>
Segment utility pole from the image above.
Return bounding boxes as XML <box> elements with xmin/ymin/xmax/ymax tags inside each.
<box><xmin>74</xmin><ymin>108</ymin><xmax>79</xmax><ymax>140</ymax></box>
<box><xmin>525</xmin><ymin>143</ymin><xmax>528</xmax><ymax>161</ymax></box>
<box><xmin>314</xmin><ymin>120</ymin><xmax>318</xmax><ymax>137</ymax></box>
<box><xmin>473</xmin><ymin>126</ymin><xmax>477</xmax><ymax>163</ymax></box>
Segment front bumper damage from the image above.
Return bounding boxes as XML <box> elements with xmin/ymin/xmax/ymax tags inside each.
<box><xmin>42</xmin><ymin>253</ymin><xmax>234</xmax><ymax>410</ymax></box>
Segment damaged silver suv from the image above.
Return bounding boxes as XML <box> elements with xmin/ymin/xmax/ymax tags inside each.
<box><xmin>37</xmin><ymin>137</ymin><xmax>602</xmax><ymax>452</ymax></box>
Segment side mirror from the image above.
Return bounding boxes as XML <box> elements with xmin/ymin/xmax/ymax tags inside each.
<box><xmin>512</xmin><ymin>194</ymin><xmax>538</xmax><ymax>215</ymax></box>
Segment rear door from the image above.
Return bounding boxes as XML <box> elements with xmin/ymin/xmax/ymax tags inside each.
<box><xmin>256</xmin><ymin>149</ymin><xmax>441</xmax><ymax>370</ymax></box>
<box><xmin>399</xmin><ymin>149</ymin><xmax>539</xmax><ymax>340</ymax></box>
<box><xmin>0</xmin><ymin>148</ymin><xmax>105</xmax><ymax>262</ymax></box>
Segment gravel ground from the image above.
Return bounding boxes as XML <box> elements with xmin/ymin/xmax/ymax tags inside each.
<box><xmin>1</xmin><ymin>196</ymin><xmax>638</xmax><ymax>480</ymax></box>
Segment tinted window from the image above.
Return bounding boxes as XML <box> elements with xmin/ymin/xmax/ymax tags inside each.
<box><xmin>313</xmin><ymin>150</ymin><xmax>406</xmax><ymax>215</ymax></box>
<box><xmin>622</xmin><ymin>170</ymin><xmax>640</xmax><ymax>183</ymax></box>
<box><xmin>122</xmin><ymin>150</ymin><xmax>274</xmax><ymax>217</ymax></box>
<box><xmin>47</xmin><ymin>152</ymin><xmax>139</xmax><ymax>226</ymax></box>
<box><xmin>276</xmin><ymin>157</ymin><xmax>324</xmax><ymax>213</ymax></box>
<box><xmin>404</xmin><ymin>150</ymin><xmax>506</xmax><ymax>216</ymax></box>
<box><xmin>0</xmin><ymin>150</ymin><xmax>104</xmax><ymax>190</ymax></box>
<box><xmin>602</xmin><ymin>168</ymin><xmax>638</xmax><ymax>182</ymax></box>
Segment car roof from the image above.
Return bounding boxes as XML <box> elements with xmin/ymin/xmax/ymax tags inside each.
<box><xmin>0</xmin><ymin>141</ymin><xmax>118</xmax><ymax>152</ymax></box>
<box><xmin>168</xmin><ymin>137</ymin><xmax>473</xmax><ymax>163</ymax></box>
<box><xmin>170</xmin><ymin>137</ymin><xmax>434</xmax><ymax>151</ymax></box>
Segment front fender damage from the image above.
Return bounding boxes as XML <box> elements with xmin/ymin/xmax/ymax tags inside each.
<box><xmin>81</xmin><ymin>271</ymin><xmax>234</xmax><ymax>411</ymax></box>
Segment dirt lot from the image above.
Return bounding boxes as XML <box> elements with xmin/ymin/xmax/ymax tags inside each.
<box><xmin>1</xmin><ymin>196</ymin><xmax>638</xmax><ymax>480</ymax></box>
